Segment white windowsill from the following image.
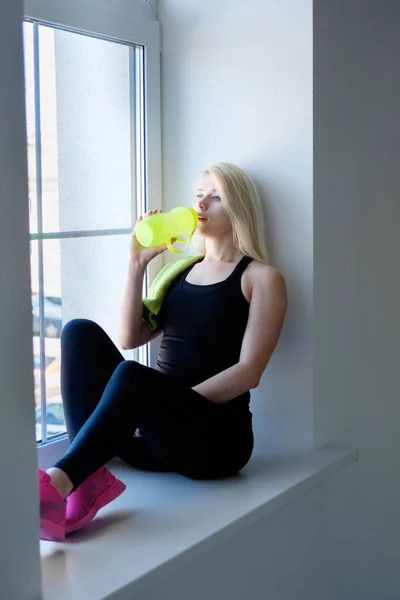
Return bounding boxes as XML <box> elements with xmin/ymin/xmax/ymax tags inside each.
<box><xmin>40</xmin><ymin>445</ymin><xmax>358</xmax><ymax>600</ymax></box>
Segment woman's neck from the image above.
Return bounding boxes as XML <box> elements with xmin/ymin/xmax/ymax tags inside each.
<box><xmin>202</xmin><ymin>252</ymin><xmax>243</xmax><ymax>264</ymax></box>
<box><xmin>203</xmin><ymin>238</ymin><xmax>243</xmax><ymax>264</ymax></box>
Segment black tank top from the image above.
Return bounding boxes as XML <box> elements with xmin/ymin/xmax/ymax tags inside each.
<box><xmin>155</xmin><ymin>255</ymin><xmax>253</xmax><ymax>412</ymax></box>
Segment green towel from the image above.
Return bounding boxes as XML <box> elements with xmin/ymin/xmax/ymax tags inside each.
<box><xmin>142</xmin><ymin>254</ymin><xmax>205</xmax><ymax>330</ymax></box>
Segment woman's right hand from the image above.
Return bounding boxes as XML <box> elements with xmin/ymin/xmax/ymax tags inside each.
<box><xmin>130</xmin><ymin>209</ymin><xmax>171</xmax><ymax>268</ymax></box>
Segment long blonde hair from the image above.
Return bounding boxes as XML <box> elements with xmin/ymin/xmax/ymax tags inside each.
<box><xmin>191</xmin><ymin>162</ymin><xmax>269</xmax><ymax>264</ymax></box>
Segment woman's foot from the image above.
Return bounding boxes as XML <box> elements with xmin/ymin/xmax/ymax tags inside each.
<box><xmin>46</xmin><ymin>467</ymin><xmax>74</xmax><ymax>499</ymax></box>
<box><xmin>38</xmin><ymin>469</ymin><xmax>67</xmax><ymax>542</ymax></box>
<box><xmin>66</xmin><ymin>467</ymin><xmax>126</xmax><ymax>534</ymax></box>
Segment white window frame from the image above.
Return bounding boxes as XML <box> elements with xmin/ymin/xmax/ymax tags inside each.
<box><xmin>24</xmin><ymin>0</ymin><xmax>162</xmax><ymax>468</ymax></box>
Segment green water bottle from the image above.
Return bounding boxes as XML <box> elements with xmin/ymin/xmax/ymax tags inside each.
<box><xmin>135</xmin><ymin>207</ymin><xmax>198</xmax><ymax>254</ymax></box>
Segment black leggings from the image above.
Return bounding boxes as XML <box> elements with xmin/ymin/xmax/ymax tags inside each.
<box><xmin>54</xmin><ymin>319</ymin><xmax>254</xmax><ymax>489</ymax></box>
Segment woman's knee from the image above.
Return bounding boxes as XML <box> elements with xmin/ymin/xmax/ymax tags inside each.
<box><xmin>61</xmin><ymin>318</ymin><xmax>103</xmax><ymax>345</ymax></box>
<box><xmin>112</xmin><ymin>359</ymin><xmax>143</xmax><ymax>379</ymax></box>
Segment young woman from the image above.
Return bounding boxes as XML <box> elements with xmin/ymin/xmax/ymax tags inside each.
<box><xmin>38</xmin><ymin>162</ymin><xmax>287</xmax><ymax>542</ymax></box>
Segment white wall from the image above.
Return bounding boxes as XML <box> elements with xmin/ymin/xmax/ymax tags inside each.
<box><xmin>313</xmin><ymin>0</ymin><xmax>400</xmax><ymax>595</ymax></box>
<box><xmin>158</xmin><ymin>0</ymin><xmax>313</xmax><ymax>453</ymax></box>
<box><xmin>0</xmin><ymin>1</ymin><xmax>42</xmax><ymax>598</ymax></box>
<box><xmin>140</xmin><ymin>1</ymin><xmax>400</xmax><ymax>599</ymax></box>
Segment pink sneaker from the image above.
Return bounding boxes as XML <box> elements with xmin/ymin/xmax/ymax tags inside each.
<box><xmin>66</xmin><ymin>467</ymin><xmax>126</xmax><ymax>534</ymax></box>
<box><xmin>38</xmin><ymin>469</ymin><xmax>67</xmax><ymax>542</ymax></box>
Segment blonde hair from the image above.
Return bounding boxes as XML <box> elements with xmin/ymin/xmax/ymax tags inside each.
<box><xmin>191</xmin><ymin>162</ymin><xmax>269</xmax><ymax>264</ymax></box>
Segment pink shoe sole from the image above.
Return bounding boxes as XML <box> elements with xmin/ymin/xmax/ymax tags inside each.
<box><xmin>38</xmin><ymin>468</ymin><xmax>66</xmax><ymax>542</ymax></box>
<box><xmin>66</xmin><ymin>477</ymin><xmax>126</xmax><ymax>534</ymax></box>
<box><xmin>40</xmin><ymin>518</ymin><xmax>66</xmax><ymax>542</ymax></box>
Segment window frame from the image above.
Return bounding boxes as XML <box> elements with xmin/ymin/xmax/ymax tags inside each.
<box><xmin>24</xmin><ymin>0</ymin><xmax>162</xmax><ymax>467</ymax></box>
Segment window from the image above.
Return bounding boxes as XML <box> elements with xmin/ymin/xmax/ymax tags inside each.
<box><xmin>22</xmin><ymin>2</ymin><xmax>161</xmax><ymax>454</ymax></box>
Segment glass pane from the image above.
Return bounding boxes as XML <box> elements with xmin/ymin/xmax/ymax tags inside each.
<box><xmin>38</xmin><ymin>25</ymin><xmax>60</xmax><ymax>234</ymax></box>
<box><xmin>22</xmin><ymin>22</ymin><xmax>38</xmax><ymax>235</ymax></box>
<box><xmin>32</xmin><ymin>234</ymin><xmax>136</xmax><ymax>441</ymax></box>
<box><xmin>33</xmin><ymin>335</ymin><xmax>63</xmax><ymax>442</ymax></box>
<box><xmin>30</xmin><ymin>240</ymin><xmax>41</xmax><ymax>441</ymax></box>
<box><xmin>23</xmin><ymin>21</ymin><xmax>144</xmax><ymax>445</ymax></box>
<box><xmin>38</xmin><ymin>24</ymin><xmax>134</xmax><ymax>233</ymax></box>
<box><xmin>43</xmin><ymin>238</ymin><xmax>62</xmax><ymax>441</ymax></box>
<box><xmin>31</xmin><ymin>239</ymin><xmax>64</xmax><ymax>442</ymax></box>
<box><xmin>58</xmin><ymin>235</ymin><xmax>134</xmax><ymax>354</ymax></box>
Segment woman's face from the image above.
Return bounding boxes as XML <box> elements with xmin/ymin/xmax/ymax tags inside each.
<box><xmin>193</xmin><ymin>174</ymin><xmax>232</xmax><ymax>237</ymax></box>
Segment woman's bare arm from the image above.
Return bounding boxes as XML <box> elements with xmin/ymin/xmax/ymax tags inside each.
<box><xmin>117</xmin><ymin>210</ymin><xmax>167</xmax><ymax>350</ymax></box>
<box><xmin>192</xmin><ymin>264</ymin><xmax>287</xmax><ymax>403</ymax></box>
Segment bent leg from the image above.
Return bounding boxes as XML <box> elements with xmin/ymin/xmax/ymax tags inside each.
<box><xmin>115</xmin><ymin>436</ymin><xmax>171</xmax><ymax>472</ymax></box>
<box><xmin>60</xmin><ymin>318</ymin><xmax>124</xmax><ymax>440</ymax></box>
<box><xmin>55</xmin><ymin>360</ymin><xmax>253</xmax><ymax>488</ymax></box>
